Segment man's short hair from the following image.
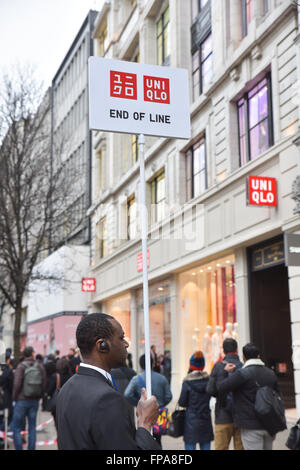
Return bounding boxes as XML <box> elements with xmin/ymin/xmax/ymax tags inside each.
<box><xmin>23</xmin><ymin>346</ymin><xmax>34</xmax><ymax>358</ymax></box>
<box><xmin>243</xmin><ymin>342</ymin><xmax>260</xmax><ymax>360</ymax></box>
<box><xmin>76</xmin><ymin>313</ymin><xmax>115</xmax><ymax>357</ymax></box>
<box><xmin>139</xmin><ymin>354</ymin><xmax>154</xmax><ymax>370</ymax></box>
<box><xmin>223</xmin><ymin>338</ymin><xmax>238</xmax><ymax>354</ymax></box>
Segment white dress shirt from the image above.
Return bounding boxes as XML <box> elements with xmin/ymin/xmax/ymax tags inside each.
<box><xmin>79</xmin><ymin>362</ymin><xmax>113</xmax><ymax>384</ymax></box>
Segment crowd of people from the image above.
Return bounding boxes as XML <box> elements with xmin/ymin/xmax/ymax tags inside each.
<box><xmin>0</xmin><ymin>346</ymin><xmax>81</xmax><ymax>449</ymax></box>
<box><xmin>0</xmin><ymin>314</ymin><xmax>290</xmax><ymax>451</ymax></box>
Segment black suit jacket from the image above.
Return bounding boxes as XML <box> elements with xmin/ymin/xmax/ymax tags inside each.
<box><xmin>56</xmin><ymin>366</ymin><xmax>160</xmax><ymax>450</ymax></box>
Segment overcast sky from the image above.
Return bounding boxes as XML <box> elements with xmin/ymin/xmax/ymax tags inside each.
<box><xmin>0</xmin><ymin>0</ymin><xmax>104</xmax><ymax>88</ymax></box>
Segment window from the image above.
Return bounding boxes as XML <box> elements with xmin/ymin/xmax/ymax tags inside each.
<box><xmin>96</xmin><ymin>217</ymin><xmax>107</xmax><ymax>259</ymax></box>
<box><xmin>192</xmin><ymin>33</ymin><xmax>213</xmax><ymax>99</ymax></box>
<box><xmin>242</xmin><ymin>0</ymin><xmax>253</xmax><ymax>37</ymax></box>
<box><xmin>98</xmin><ymin>25</ymin><xmax>108</xmax><ymax>56</ymax></box>
<box><xmin>264</xmin><ymin>0</ymin><xmax>269</xmax><ymax>14</ymax></box>
<box><xmin>157</xmin><ymin>6</ymin><xmax>170</xmax><ymax>65</ymax></box>
<box><xmin>191</xmin><ymin>0</ymin><xmax>209</xmax><ymax>23</ymax></box>
<box><xmin>151</xmin><ymin>170</ymin><xmax>166</xmax><ymax>224</ymax></box>
<box><xmin>186</xmin><ymin>137</ymin><xmax>207</xmax><ymax>200</ymax></box>
<box><xmin>131</xmin><ymin>135</ymin><xmax>139</xmax><ymax>164</ymax></box>
<box><xmin>238</xmin><ymin>75</ymin><xmax>273</xmax><ymax>166</ymax></box>
<box><xmin>127</xmin><ymin>196</ymin><xmax>137</xmax><ymax>240</ymax></box>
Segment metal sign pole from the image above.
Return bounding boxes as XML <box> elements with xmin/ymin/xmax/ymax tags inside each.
<box><xmin>138</xmin><ymin>134</ymin><xmax>152</xmax><ymax>398</ymax></box>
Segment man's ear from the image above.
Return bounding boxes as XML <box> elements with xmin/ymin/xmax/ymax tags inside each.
<box><xmin>96</xmin><ymin>339</ymin><xmax>110</xmax><ymax>353</ymax></box>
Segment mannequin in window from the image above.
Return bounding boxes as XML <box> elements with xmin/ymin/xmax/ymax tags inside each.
<box><xmin>212</xmin><ymin>325</ymin><xmax>223</xmax><ymax>363</ymax></box>
<box><xmin>232</xmin><ymin>322</ymin><xmax>239</xmax><ymax>342</ymax></box>
<box><xmin>203</xmin><ymin>325</ymin><xmax>213</xmax><ymax>372</ymax></box>
<box><xmin>223</xmin><ymin>322</ymin><xmax>233</xmax><ymax>340</ymax></box>
<box><xmin>192</xmin><ymin>328</ymin><xmax>201</xmax><ymax>351</ymax></box>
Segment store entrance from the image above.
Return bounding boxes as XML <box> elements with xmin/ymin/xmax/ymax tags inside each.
<box><xmin>249</xmin><ymin>262</ymin><xmax>295</xmax><ymax>408</ymax></box>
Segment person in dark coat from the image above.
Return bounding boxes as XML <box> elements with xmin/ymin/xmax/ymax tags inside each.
<box><xmin>206</xmin><ymin>338</ymin><xmax>244</xmax><ymax>450</ymax></box>
<box><xmin>178</xmin><ymin>351</ymin><xmax>214</xmax><ymax>450</ymax></box>
<box><xmin>216</xmin><ymin>343</ymin><xmax>281</xmax><ymax>450</ymax></box>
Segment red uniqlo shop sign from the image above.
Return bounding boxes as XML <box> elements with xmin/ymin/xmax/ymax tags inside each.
<box><xmin>247</xmin><ymin>176</ymin><xmax>277</xmax><ymax>207</ymax></box>
<box><xmin>82</xmin><ymin>278</ymin><xmax>96</xmax><ymax>292</ymax></box>
<box><xmin>89</xmin><ymin>57</ymin><xmax>190</xmax><ymax>139</ymax></box>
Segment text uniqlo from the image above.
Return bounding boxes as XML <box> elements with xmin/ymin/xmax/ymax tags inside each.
<box><xmin>144</xmin><ymin>76</ymin><xmax>170</xmax><ymax>104</ymax></box>
<box><xmin>110</xmin><ymin>70</ymin><xmax>137</xmax><ymax>100</ymax></box>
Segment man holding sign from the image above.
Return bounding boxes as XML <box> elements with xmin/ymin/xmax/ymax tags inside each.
<box><xmin>56</xmin><ymin>313</ymin><xmax>160</xmax><ymax>450</ymax></box>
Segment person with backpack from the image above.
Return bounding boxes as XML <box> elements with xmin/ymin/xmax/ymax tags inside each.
<box><xmin>216</xmin><ymin>342</ymin><xmax>285</xmax><ymax>450</ymax></box>
<box><xmin>206</xmin><ymin>338</ymin><xmax>244</xmax><ymax>450</ymax></box>
<box><xmin>11</xmin><ymin>346</ymin><xmax>46</xmax><ymax>450</ymax></box>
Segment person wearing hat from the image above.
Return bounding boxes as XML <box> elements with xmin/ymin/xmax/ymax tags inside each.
<box><xmin>178</xmin><ymin>351</ymin><xmax>214</xmax><ymax>450</ymax></box>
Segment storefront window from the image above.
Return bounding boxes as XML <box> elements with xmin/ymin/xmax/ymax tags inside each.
<box><xmin>136</xmin><ymin>279</ymin><xmax>171</xmax><ymax>362</ymax></box>
<box><xmin>103</xmin><ymin>293</ymin><xmax>131</xmax><ymax>344</ymax></box>
<box><xmin>179</xmin><ymin>255</ymin><xmax>236</xmax><ymax>374</ymax></box>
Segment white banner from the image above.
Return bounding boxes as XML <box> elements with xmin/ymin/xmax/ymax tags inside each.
<box><xmin>88</xmin><ymin>57</ymin><xmax>191</xmax><ymax>139</ymax></box>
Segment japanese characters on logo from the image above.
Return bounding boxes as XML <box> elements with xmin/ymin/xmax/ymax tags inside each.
<box><xmin>110</xmin><ymin>71</ymin><xmax>137</xmax><ymax>100</ymax></box>
<box><xmin>110</xmin><ymin>70</ymin><xmax>170</xmax><ymax>104</ymax></box>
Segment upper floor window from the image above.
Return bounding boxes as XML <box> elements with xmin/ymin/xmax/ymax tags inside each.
<box><xmin>96</xmin><ymin>217</ymin><xmax>107</xmax><ymax>259</ymax></box>
<box><xmin>131</xmin><ymin>135</ymin><xmax>139</xmax><ymax>164</ymax></box>
<box><xmin>127</xmin><ymin>196</ymin><xmax>137</xmax><ymax>240</ymax></box>
<box><xmin>242</xmin><ymin>0</ymin><xmax>253</xmax><ymax>37</ymax></box>
<box><xmin>264</xmin><ymin>0</ymin><xmax>269</xmax><ymax>14</ymax></box>
<box><xmin>157</xmin><ymin>6</ymin><xmax>170</xmax><ymax>65</ymax></box>
<box><xmin>98</xmin><ymin>24</ymin><xmax>108</xmax><ymax>56</ymax></box>
<box><xmin>192</xmin><ymin>33</ymin><xmax>213</xmax><ymax>99</ymax></box>
<box><xmin>150</xmin><ymin>170</ymin><xmax>166</xmax><ymax>224</ymax></box>
<box><xmin>186</xmin><ymin>136</ymin><xmax>207</xmax><ymax>200</ymax></box>
<box><xmin>191</xmin><ymin>0</ymin><xmax>210</xmax><ymax>23</ymax></box>
<box><xmin>238</xmin><ymin>75</ymin><xmax>273</xmax><ymax>166</ymax></box>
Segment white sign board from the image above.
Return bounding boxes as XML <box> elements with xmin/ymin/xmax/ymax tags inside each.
<box><xmin>88</xmin><ymin>57</ymin><xmax>191</xmax><ymax>139</ymax></box>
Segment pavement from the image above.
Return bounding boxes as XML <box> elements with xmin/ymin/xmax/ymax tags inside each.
<box><xmin>3</xmin><ymin>404</ymin><xmax>298</xmax><ymax>451</ymax></box>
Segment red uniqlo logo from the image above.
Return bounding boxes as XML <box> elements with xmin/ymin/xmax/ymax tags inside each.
<box><xmin>143</xmin><ymin>75</ymin><xmax>170</xmax><ymax>104</ymax></box>
<box><xmin>110</xmin><ymin>70</ymin><xmax>137</xmax><ymax>100</ymax></box>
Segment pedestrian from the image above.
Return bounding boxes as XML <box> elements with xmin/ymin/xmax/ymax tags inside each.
<box><xmin>150</xmin><ymin>345</ymin><xmax>160</xmax><ymax>372</ymax></box>
<box><xmin>161</xmin><ymin>350</ymin><xmax>171</xmax><ymax>385</ymax></box>
<box><xmin>54</xmin><ymin>350</ymin><xmax>60</xmax><ymax>362</ymax></box>
<box><xmin>111</xmin><ymin>363</ymin><xmax>137</xmax><ymax>427</ymax></box>
<box><xmin>178</xmin><ymin>351</ymin><xmax>214</xmax><ymax>450</ymax></box>
<box><xmin>0</xmin><ymin>352</ymin><xmax>14</xmax><ymax>430</ymax></box>
<box><xmin>124</xmin><ymin>353</ymin><xmax>173</xmax><ymax>447</ymax></box>
<box><xmin>216</xmin><ymin>342</ymin><xmax>282</xmax><ymax>450</ymax></box>
<box><xmin>42</xmin><ymin>354</ymin><xmax>57</xmax><ymax>411</ymax></box>
<box><xmin>11</xmin><ymin>346</ymin><xmax>47</xmax><ymax>450</ymax></box>
<box><xmin>56</xmin><ymin>313</ymin><xmax>160</xmax><ymax>450</ymax></box>
<box><xmin>206</xmin><ymin>338</ymin><xmax>244</xmax><ymax>450</ymax></box>
<box><xmin>67</xmin><ymin>348</ymin><xmax>80</xmax><ymax>374</ymax></box>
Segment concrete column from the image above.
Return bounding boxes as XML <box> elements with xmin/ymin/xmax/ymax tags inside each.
<box><xmin>139</xmin><ymin>17</ymin><xmax>156</xmax><ymax>65</ymax></box>
<box><xmin>234</xmin><ymin>247</ymin><xmax>251</xmax><ymax>352</ymax></box>
<box><xmin>229</xmin><ymin>0</ymin><xmax>243</xmax><ymax>49</ymax></box>
<box><xmin>169</xmin><ymin>0</ymin><xmax>191</xmax><ymax>69</ymax></box>
<box><xmin>287</xmin><ymin>263</ymin><xmax>300</xmax><ymax>415</ymax></box>
<box><xmin>170</xmin><ymin>273</ymin><xmax>182</xmax><ymax>400</ymax></box>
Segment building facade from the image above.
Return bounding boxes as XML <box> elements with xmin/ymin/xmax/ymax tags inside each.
<box><xmin>87</xmin><ymin>0</ymin><xmax>300</xmax><ymax>413</ymax></box>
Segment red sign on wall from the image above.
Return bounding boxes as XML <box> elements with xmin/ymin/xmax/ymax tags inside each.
<box><xmin>137</xmin><ymin>250</ymin><xmax>150</xmax><ymax>272</ymax></box>
<box><xmin>82</xmin><ymin>278</ymin><xmax>96</xmax><ymax>292</ymax></box>
<box><xmin>247</xmin><ymin>176</ymin><xmax>277</xmax><ymax>207</ymax></box>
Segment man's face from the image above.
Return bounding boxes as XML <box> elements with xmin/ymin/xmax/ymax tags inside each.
<box><xmin>108</xmin><ymin>320</ymin><xmax>129</xmax><ymax>368</ymax></box>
